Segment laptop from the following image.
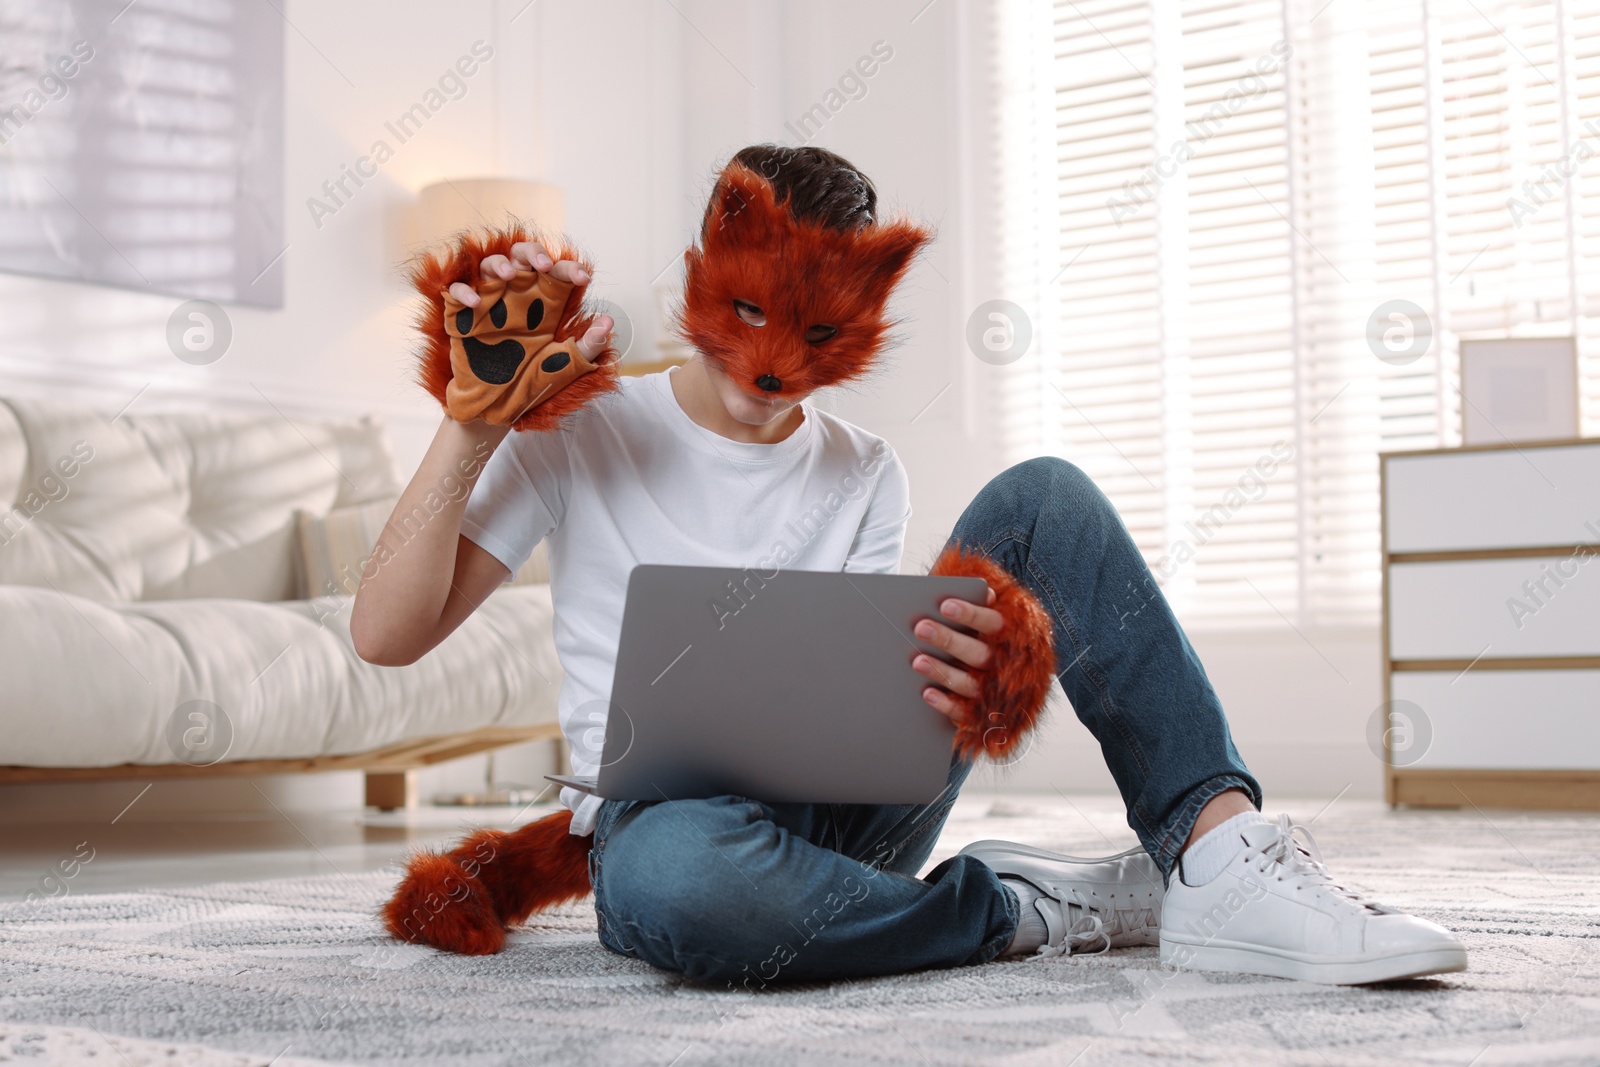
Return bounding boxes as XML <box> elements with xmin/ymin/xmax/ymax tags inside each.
<box><xmin>545</xmin><ymin>564</ymin><xmax>989</xmax><ymax>805</ymax></box>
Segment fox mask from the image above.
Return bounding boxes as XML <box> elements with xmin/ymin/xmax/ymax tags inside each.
<box><xmin>674</xmin><ymin>163</ymin><xmax>935</xmax><ymax>399</ymax></box>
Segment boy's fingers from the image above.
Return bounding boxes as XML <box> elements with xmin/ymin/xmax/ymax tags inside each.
<box><xmin>915</xmin><ymin>618</ymin><xmax>991</xmax><ymax>670</ymax></box>
<box><xmin>913</xmin><ymin>653</ymin><xmax>978</xmax><ymax>699</ymax></box>
<box><xmin>939</xmin><ymin>597</ymin><xmax>1005</xmax><ymax>635</ymax></box>
<box><xmin>922</xmin><ymin>685</ymin><xmax>961</xmax><ymax>722</ymax></box>
<box><xmin>576</xmin><ymin>315</ymin><xmax>615</xmax><ymax>362</ymax></box>
<box><xmin>509</xmin><ymin>241</ymin><xmax>551</xmax><ymax>270</ymax></box>
<box><xmin>503</xmin><ymin>242</ymin><xmax>587</xmax><ymax>283</ymax></box>
<box><xmin>479</xmin><ymin>254</ymin><xmax>514</xmax><ymax>281</ymax></box>
<box><xmin>447</xmin><ymin>281</ymin><xmax>480</xmax><ymax>308</ymax></box>
<box><xmin>548</xmin><ymin>258</ymin><xmax>591</xmax><ymax>286</ymax></box>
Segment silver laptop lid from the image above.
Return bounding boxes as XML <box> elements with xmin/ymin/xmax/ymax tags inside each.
<box><xmin>593</xmin><ymin>565</ymin><xmax>988</xmax><ymax>805</ymax></box>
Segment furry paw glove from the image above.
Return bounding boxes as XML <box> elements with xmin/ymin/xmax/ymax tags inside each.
<box><xmin>410</xmin><ymin>227</ymin><xmax>620</xmax><ymax>431</ymax></box>
<box><xmin>927</xmin><ymin>544</ymin><xmax>1058</xmax><ymax>760</ymax></box>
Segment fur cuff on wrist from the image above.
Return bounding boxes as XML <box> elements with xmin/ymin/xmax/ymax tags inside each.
<box><xmin>927</xmin><ymin>544</ymin><xmax>1057</xmax><ymax>761</ymax></box>
<box><xmin>409</xmin><ymin>226</ymin><xmax>619</xmax><ymax>432</ymax></box>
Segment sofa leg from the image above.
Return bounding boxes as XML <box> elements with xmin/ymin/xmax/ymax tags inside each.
<box><xmin>366</xmin><ymin>770</ymin><xmax>416</xmax><ymax>811</ymax></box>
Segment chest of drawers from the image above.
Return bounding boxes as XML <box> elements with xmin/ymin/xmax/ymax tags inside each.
<box><xmin>1381</xmin><ymin>439</ymin><xmax>1600</xmax><ymax>808</ymax></box>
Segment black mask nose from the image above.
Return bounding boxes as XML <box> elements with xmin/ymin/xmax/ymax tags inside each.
<box><xmin>756</xmin><ymin>374</ymin><xmax>782</xmax><ymax>393</ymax></box>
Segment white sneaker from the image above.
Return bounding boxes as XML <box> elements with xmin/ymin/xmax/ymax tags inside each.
<box><xmin>1161</xmin><ymin>814</ymin><xmax>1468</xmax><ymax>985</ymax></box>
<box><xmin>959</xmin><ymin>840</ymin><xmax>1163</xmax><ymax>957</ymax></box>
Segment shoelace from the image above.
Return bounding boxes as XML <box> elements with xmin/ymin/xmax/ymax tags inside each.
<box><xmin>1107</xmin><ymin>903</ymin><xmax>1161</xmax><ymax>942</ymax></box>
<box><xmin>1028</xmin><ymin>893</ymin><xmax>1114</xmax><ymax>960</ymax></box>
<box><xmin>1250</xmin><ymin>814</ymin><xmax>1380</xmax><ymax>913</ymax></box>
<box><xmin>1034</xmin><ymin>913</ymin><xmax>1111</xmax><ymax>959</ymax></box>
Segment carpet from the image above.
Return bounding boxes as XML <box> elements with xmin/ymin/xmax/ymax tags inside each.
<box><xmin>2</xmin><ymin>796</ymin><xmax>1598</xmax><ymax>1067</ymax></box>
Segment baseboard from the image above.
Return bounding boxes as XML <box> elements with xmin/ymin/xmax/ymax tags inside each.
<box><xmin>1390</xmin><ymin>768</ymin><xmax>1600</xmax><ymax>810</ymax></box>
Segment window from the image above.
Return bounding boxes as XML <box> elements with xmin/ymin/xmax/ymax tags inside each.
<box><xmin>994</xmin><ymin>0</ymin><xmax>1600</xmax><ymax>629</ymax></box>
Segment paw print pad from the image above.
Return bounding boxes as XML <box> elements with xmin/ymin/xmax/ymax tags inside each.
<box><xmin>441</xmin><ymin>268</ymin><xmax>601</xmax><ymax>424</ymax></box>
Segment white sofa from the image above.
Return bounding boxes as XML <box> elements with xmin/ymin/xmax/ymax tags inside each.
<box><xmin>0</xmin><ymin>397</ymin><xmax>562</xmax><ymax>805</ymax></box>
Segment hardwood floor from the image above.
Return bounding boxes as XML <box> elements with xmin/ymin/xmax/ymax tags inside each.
<box><xmin>0</xmin><ymin>802</ymin><xmax>562</xmax><ymax>899</ymax></box>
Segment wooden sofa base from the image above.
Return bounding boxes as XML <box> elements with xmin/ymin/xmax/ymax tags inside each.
<box><xmin>1389</xmin><ymin>768</ymin><xmax>1600</xmax><ymax>811</ymax></box>
<box><xmin>0</xmin><ymin>723</ymin><xmax>564</xmax><ymax>812</ymax></box>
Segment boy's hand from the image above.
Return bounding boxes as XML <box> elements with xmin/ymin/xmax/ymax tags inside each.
<box><xmin>446</xmin><ymin>241</ymin><xmax>614</xmax><ymax>361</ymax></box>
<box><xmin>441</xmin><ymin>241</ymin><xmax>615</xmax><ymax>425</ymax></box>
<box><xmin>911</xmin><ymin>588</ymin><xmax>1006</xmax><ymax>721</ymax></box>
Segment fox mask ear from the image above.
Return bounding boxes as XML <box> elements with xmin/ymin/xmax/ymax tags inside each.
<box><xmin>853</xmin><ymin>219</ymin><xmax>931</xmax><ymax>296</ymax></box>
<box><xmin>676</xmin><ymin>163</ymin><xmax>935</xmax><ymax>397</ymax></box>
<box><xmin>700</xmin><ymin>164</ymin><xmax>931</xmax><ymax>275</ymax></box>
<box><xmin>699</xmin><ymin>165</ymin><xmax>783</xmax><ymax>250</ymax></box>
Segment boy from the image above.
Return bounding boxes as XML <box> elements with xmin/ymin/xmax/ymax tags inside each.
<box><xmin>355</xmin><ymin>144</ymin><xmax>1467</xmax><ymax>985</ymax></box>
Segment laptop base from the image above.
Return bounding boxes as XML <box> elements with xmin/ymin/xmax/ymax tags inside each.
<box><xmin>544</xmin><ymin>773</ymin><xmax>600</xmax><ymax>795</ymax></box>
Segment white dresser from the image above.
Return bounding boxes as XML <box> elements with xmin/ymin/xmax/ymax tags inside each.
<box><xmin>1381</xmin><ymin>438</ymin><xmax>1600</xmax><ymax>809</ymax></box>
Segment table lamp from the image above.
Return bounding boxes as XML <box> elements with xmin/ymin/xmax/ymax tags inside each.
<box><xmin>412</xmin><ymin>177</ymin><xmax>565</xmax><ymax>249</ymax></box>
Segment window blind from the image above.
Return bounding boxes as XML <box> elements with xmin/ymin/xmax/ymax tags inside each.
<box><xmin>995</xmin><ymin>0</ymin><xmax>1600</xmax><ymax>629</ymax></box>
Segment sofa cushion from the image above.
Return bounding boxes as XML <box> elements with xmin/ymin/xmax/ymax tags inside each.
<box><xmin>0</xmin><ymin>399</ymin><xmax>183</xmax><ymax>600</ymax></box>
<box><xmin>296</xmin><ymin>497</ymin><xmax>552</xmax><ymax>601</ymax></box>
<box><xmin>297</xmin><ymin>498</ymin><xmax>396</xmax><ymax>599</ymax></box>
<box><xmin>0</xmin><ymin>398</ymin><xmax>400</xmax><ymax>603</ymax></box>
<box><xmin>0</xmin><ymin>583</ymin><xmax>561</xmax><ymax>768</ymax></box>
<box><xmin>0</xmin><ymin>403</ymin><xmax>24</xmax><ymax>508</ymax></box>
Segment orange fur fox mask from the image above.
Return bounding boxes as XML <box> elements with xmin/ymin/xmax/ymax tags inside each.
<box><xmin>674</xmin><ymin>162</ymin><xmax>934</xmax><ymax>400</ymax></box>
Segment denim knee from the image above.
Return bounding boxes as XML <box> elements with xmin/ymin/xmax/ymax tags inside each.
<box><xmin>595</xmin><ymin>797</ymin><xmax>776</xmax><ymax>980</ymax></box>
<box><xmin>955</xmin><ymin>456</ymin><xmax>1102</xmax><ymax>545</ymax></box>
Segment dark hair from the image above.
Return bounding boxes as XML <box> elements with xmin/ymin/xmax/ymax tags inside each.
<box><xmin>715</xmin><ymin>144</ymin><xmax>878</xmax><ymax>234</ymax></box>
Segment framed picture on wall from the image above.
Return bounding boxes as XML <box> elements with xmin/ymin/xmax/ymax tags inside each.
<box><xmin>1459</xmin><ymin>338</ymin><xmax>1579</xmax><ymax>446</ymax></box>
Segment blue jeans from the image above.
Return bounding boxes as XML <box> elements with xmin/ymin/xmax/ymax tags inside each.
<box><xmin>589</xmin><ymin>458</ymin><xmax>1262</xmax><ymax>984</ymax></box>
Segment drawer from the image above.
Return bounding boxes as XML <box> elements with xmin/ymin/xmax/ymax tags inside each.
<box><xmin>1389</xmin><ymin>557</ymin><xmax>1600</xmax><ymax>659</ymax></box>
<box><xmin>1390</xmin><ymin>670</ymin><xmax>1600</xmax><ymax>769</ymax></box>
<box><xmin>1384</xmin><ymin>445</ymin><xmax>1600</xmax><ymax>553</ymax></box>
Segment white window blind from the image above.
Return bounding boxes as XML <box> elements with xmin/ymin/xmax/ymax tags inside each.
<box><xmin>994</xmin><ymin>0</ymin><xmax>1600</xmax><ymax>629</ymax></box>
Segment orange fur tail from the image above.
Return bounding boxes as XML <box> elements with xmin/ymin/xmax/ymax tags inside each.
<box><xmin>408</xmin><ymin>225</ymin><xmax>619</xmax><ymax>433</ymax></box>
<box><xmin>381</xmin><ymin>809</ymin><xmax>592</xmax><ymax>955</ymax></box>
<box><xmin>929</xmin><ymin>545</ymin><xmax>1057</xmax><ymax>760</ymax></box>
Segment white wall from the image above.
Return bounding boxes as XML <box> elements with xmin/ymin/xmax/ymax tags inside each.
<box><xmin>967</xmin><ymin>628</ymin><xmax>1386</xmax><ymax>808</ymax></box>
<box><xmin>0</xmin><ymin>0</ymin><xmax>1386</xmax><ymax>816</ymax></box>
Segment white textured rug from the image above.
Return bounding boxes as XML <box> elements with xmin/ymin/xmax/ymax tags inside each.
<box><xmin>3</xmin><ymin>796</ymin><xmax>1598</xmax><ymax>1067</ymax></box>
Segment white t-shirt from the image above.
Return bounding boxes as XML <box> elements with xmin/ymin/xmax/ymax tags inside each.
<box><xmin>460</xmin><ymin>368</ymin><xmax>912</xmax><ymax>834</ymax></box>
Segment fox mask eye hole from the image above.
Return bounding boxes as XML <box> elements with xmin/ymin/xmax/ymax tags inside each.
<box><xmin>732</xmin><ymin>299</ymin><xmax>766</xmax><ymax>327</ymax></box>
<box><xmin>804</xmin><ymin>324</ymin><xmax>838</xmax><ymax>344</ymax></box>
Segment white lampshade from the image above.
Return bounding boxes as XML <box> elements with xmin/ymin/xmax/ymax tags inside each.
<box><xmin>412</xmin><ymin>178</ymin><xmax>565</xmax><ymax>248</ymax></box>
